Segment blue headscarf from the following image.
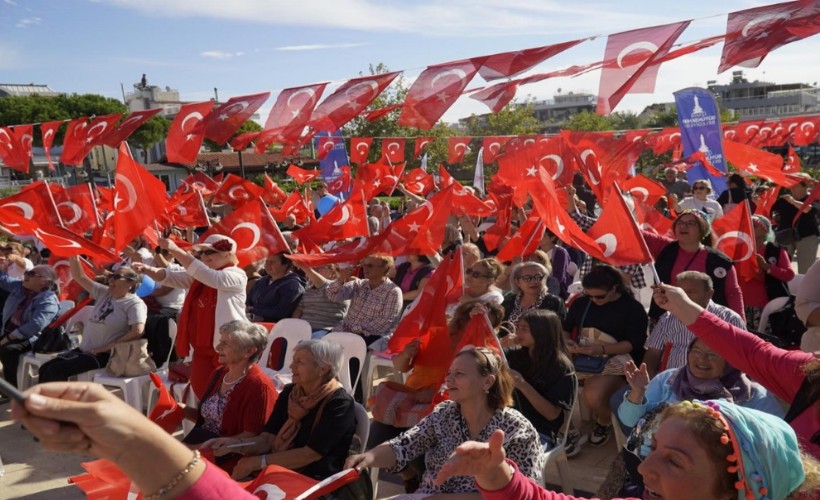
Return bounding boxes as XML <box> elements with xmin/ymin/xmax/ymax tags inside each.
<box><xmin>699</xmin><ymin>400</ymin><xmax>805</xmax><ymax>500</ymax></box>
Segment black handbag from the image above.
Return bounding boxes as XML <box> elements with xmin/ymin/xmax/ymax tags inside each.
<box><xmin>32</xmin><ymin>324</ymin><xmax>71</xmax><ymax>353</ymax></box>
<box><xmin>573</xmin><ymin>354</ymin><xmax>607</xmax><ymax>374</ymax></box>
<box><xmin>767</xmin><ymin>296</ymin><xmax>807</xmax><ymax>347</ymax></box>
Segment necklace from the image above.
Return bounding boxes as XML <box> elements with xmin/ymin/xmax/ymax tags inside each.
<box><xmin>222</xmin><ymin>371</ymin><xmax>247</xmax><ymax>386</ymax></box>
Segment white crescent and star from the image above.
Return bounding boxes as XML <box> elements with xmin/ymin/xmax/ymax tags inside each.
<box><xmin>540</xmin><ymin>154</ymin><xmax>564</xmax><ymax>180</ymax></box>
<box><xmin>2</xmin><ymin>201</ymin><xmax>34</xmax><ymax>219</ymax></box>
<box><xmin>57</xmin><ymin>201</ymin><xmax>83</xmax><ymax>226</ymax></box>
<box><xmin>228</xmin><ymin>185</ymin><xmax>249</xmax><ymax>200</ymax></box>
<box><xmin>594</xmin><ymin>233</ymin><xmax>618</xmax><ymax>257</ymax></box>
<box><xmin>33</xmin><ymin>228</ymin><xmax>82</xmax><ymax>249</ymax></box>
<box><xmin>231</xmin><ymin>222</ymin><xmax>261</xmax><ymax>249</ymax></box>
<box><xmin>356</xmin><ymin>142</ymin><xmax>369</xmax><ymax>154</ymax></box>
<box><xmin>286</xmin><ymin>88</ymin><xmax>317</xmax><ymax>110</ymax></box>
<box><xmin>745</xmin><ymin>125</ymin><xmax>760</xmax><ymax>136</ymax></box>
<box><xmin>488</xmin><ymin>142</ymin><xmax>501</xmax><ymax>154</ymax></box>
<box><xmin>741</xmin><ymin>13</ymin><xmax>791</xmax><ymax>37</ymax></box>
<box><xmin>715</xmin><ymin>231</ymin><xmax>755</xmax><ymax>262</ymax></box>
<box><xmin>85</xmin><ymin>122</ymin><xmax>108</xmax><ymax>143</ymax></box>
<box><xmin>114</xmin><ymin>174</ymin><xmax>138</xmax><ymax>212</ymax></box>
<box><xmin>430</xmin><ymin>69</ymin><xmax>468</xmax><ymax>90</ymax></box>
<box><xmin>616</xmin><ymin>41</ymin><xmax>659</xmax><ymax>69</ymax></box>
<box><xmin>332</xmin><ymin>205</ymin><xmax>351</xmax><ymax>226</ymax></box>
<box><xmin>180</xmin><ymin>112</ymin><xmax>204</xmax><ymax>133</ymax></box>
<box><xmin>630</xmin><ymin>187</ymin><xmax>650</xmax><ymax>202</ymax></box>
<box><xmin>344</xmin><ymin>80</ymin><xmax>379</xmax><ymax>101</ymax></box>
<box><xmin>220</xmin><ymin>101</ymin><xmax>249</xmax><ymax>120</ymax></box>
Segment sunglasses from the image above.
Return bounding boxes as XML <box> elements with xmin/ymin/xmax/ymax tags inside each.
<box><xmin>466</xmin><ymin>270</ymin><xmax>491</xmax><ymax>279</ymax></box>
<box><xmin>24</xmin><ymin>270</ymin><xmax>48</xmax><ymax>279</ymax></box>
<box><xmin>108</xmin><ymin>274</ymin><xmax>135</xmax><ymax>281</ymax></box>
<box><xmin>675</xmin><ymin>219</ymin><xmax>700</xmax><ymax>228</ymax></box>
<box><xmin>519</xmin><ymin>274</ymin><xmax>544</xmax><ymax>283</ymax></box>
<box><xmin>197</xmin><ymin>249</ymin><xmax>220</xmax><ymax>256</ymax></box>
<box><xmin>693</xmin><ymin>185</ymin><xmax>709</xmax><ymax>191</ymax></box>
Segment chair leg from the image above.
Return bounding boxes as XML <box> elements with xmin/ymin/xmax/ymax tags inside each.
<box><xmin>361</xmin><ymin>356</ymin><xmax>374</xmax><ymax>403</ymax></box>
<box><xmin>369</xmin><ymin>467</ymin><xmax>379</xmax><ymax>499</ymax></box>
<box><xmin>555</xmin><ymin>453</ymin><xmax>574</xmax><ymax>495</ymax></box>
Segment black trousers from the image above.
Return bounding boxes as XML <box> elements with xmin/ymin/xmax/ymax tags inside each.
<box><xmin>0</xmin><ymin>338</ymin><xmax>33</xmax><ymax>388</ymax></box>
<box><xmin>38</xmin><ymin>349</ymin><xmax>110</xmax><ymax>383</ymax></box>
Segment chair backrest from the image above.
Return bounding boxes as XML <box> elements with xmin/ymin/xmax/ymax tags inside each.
<box><xmin>788</xmin><ymin>273</ymin><xmax>804</xmax><ymax>297</ymax></box>
<box><xmin>66</xmin><ymin>306</ymin><xmax>95</xmax><ymax>334</ymax></box>
<box><xmin>353</xmin><ymin>402</ymin><xmax>370</xmax><ymax>454</ymax></box>
<box><xmin>57</xmin><ymin>300</ymin><xmax>75</xmax><ymax>316</ymax></box>
<box><xmin>158</xmin><ymin>319</ymin><xmax>178</xmax><ymax>370</ymax></box>
<box><xmin>322</xmin><ymin>332</ymin><xmax>367</xmax><ymax>396</ymax></box>
<box><xmin>758</xmin><ymin>296</ymin><xmax>790</xmax><ymax>334</ymax></box>
<box><xmin>260</xmin><ymin>319</ymin><xmax>312</xmax><ymax>372</ymax></box>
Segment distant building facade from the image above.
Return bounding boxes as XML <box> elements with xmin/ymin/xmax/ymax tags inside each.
<box><xmin>708</xmin><ymin>71</ymin><xmax>819</xmax><ymax>120</ymax></box>
<box><xmin>532</xmin><ymin>92</ymin><xmax>597</xmax><ymax>133</ymax></box>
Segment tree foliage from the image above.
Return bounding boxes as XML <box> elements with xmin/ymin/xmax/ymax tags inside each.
<box><xmin>130</xmin><ymin>115</ymin><xmax>170</xmax><ymax>162</ymax></box>
<box><xmin>563</xmin><ymin>110</ymin><xmax>615</xmax><ymax>131</ymax></box>
<box><xmin>203</xmin><ymin>119</ymin><xmax>262</xmax><ymax>152</ymax></box>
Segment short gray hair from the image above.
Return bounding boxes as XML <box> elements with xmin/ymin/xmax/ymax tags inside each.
<box><xmin>509</xmin><ymin>261</ymin><xmax>549</xmax><ymax>295</ymax></box>
<box><xmin>675</xmin><ymin>270</ymin><xmax>713</xmax><ymax>291</ymax></box>
<box><xmin>293</xmin><ymin>339</ymin><xmax>343</xmax><ymax>382</ymax></box>
<box><xmin>219</xmin><ymin>320</ymin><xmax>268</xmax><ymax>363</ymax></box>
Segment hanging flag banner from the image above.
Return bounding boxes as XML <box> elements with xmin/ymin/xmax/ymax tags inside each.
<box><xmin>317</xmin><ymin>130</ymin><xmax>351</xmax><ymax>199</ymax></box>
<box><xmin>673</xmin><ymin>87</ymin><xmax>727</xmax><ymax>195</ymax></box>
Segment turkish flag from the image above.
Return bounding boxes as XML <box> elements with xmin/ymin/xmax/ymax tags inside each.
<box><xmin>438</xmin><ymin>166</ymin><xmax>493</xmax><ymax>217</ymax></box>
<box><xmin>68</xmin><ymin>459</ymin><xmax>135</xmax><ymax>500</ymax></box>
<box><xmin>211</xmin><ymin>173</ymin><xmax>265</xmax><ymax>207</ymax></box>
<box><xmin>481</xmin><ymin>137</ymin><xmax>510</xmax><ymax>164</ymax></box>
<box><xmin>469</xmin><ymin>80</ymin><xmax>519</xmax><ymax>113</ymax></box>
<box><xmin>633</xmin><ymin>200</ymin><xmax>674</xmax><ymax>238</ymax></box>
<box><xmin>535</xmin><ymin>135</ymin><xmax>576</xmax><ymax>187</ymax></box>
<box><xmin>356</xmin><ymin>161</ymin><xmax>400</xmax><ymax>199</ymax></box>
<box><xmin>262</xmin><ymin>174</ymin><xmax>288</xmax><ymax>207</ymax></box>
<box><xmin>785</xmin><ymin>145</ymin><xmax>802</xmax><ymax>173</ymax></box>
<box><xmin>316</xmin><ymin>135</ymin><xmax>340</xmax><ymax>160</ymax></box>
<box><xmin>258</xmin><ymin>83</ymin><xmax>327</xmax><ymax>148</ymax></box>
<box><xmin>597</xmin><ymin>21</ymin><xmax>690</xmax><ymax>114</ymax></box>
<box><xmin>380</xmin><ymin>138</ymin><xmax>405</xmax><ymax>164</ymax></box>
<box><xmin>50</xmin><ymin>183</ymin><xmax>100</xmax><ymax>233</ymax></box>
<box><xmin>326</xmin><ymin>166</ymin><xmax>353</xmax><ymax>196</ymax></box>
<box><xmin>179</xmin><ymin>171</ymin><xmax>221</xmax><ymax>197</ymax></box>
<box><xmin>166</xmin><ymin>101</ymin><xmax>212</xmax><ymax>165</ymax></box>
<box><xmin>292</xmin><ymin>189</ymin><xmax>369</xmax><ymax>245</ymax></box>
<box><xmin>785</xmin><ymin>116</ymin><xmax>819</xmax><ymax>146</ymax></box>
<box><xmin>414</xmin><ymin>137</ymin><xmax>433</xmax><ymax>159</ymax></box>
<box><xmin>349</xmin><ymin>137</ymin><xmax>373</xmax><ymax>164</ymax></box>
<box><xmin>388</xmin><ymin>250</ymin><xmax>463</xmax><ymax>354</ymax></box>
<box><xmin>719</xmin><ymin>1</ymin><xmax>820</xmax><ymax>73</ymax></box>
<box><xmin>668</xmin><ymin>151</ymin><xmax>724</xmax><ymax>177</ymax></box>
<box><xmin>203</xmin><ymin>92</ymin><xmax>270</xmax><ymax>145</ymax></box>
<box><xmin>712</xmin><ymin>201</ymin><xmax>758</xmax><ymax>281</ymax></box>
<box><xmin>229</xmin><ymin>131</ymin><xmax>261</xmax><ymax>151</ymax></box>
<box><xmin>202</xmin><ymin>198</ymin><xmax>290</xmax><ymax>267</ymax></box>
<box><xmin>6</xmin><ymin>212</ymin><xmax>117</xmax><ymax>263</ymax></box>
<box><xmin>168</xmin><ymin>190</ymin><xmax>210</xmax><ymax>228</ymax></box>
<box><xmin>622</xmin><ymin>175</ymin><xmax>668</xmax><ymax>207</ymax></box>
<box><xmin>49</xmin><ymin>254</ymin><xmax>95</xmax><ymax>302</ymax></box>
<box><xmin>402</xmin><ymin>167</ymin><xmax>435</xmax><ymax>197</ymax></box>
<box><xmin>399</xmin><ymin>58</ymin><xmax>482</xmax><ymax>129</ymax></box>
<box><xmin>365</xmin><ymin>103</ymin><xmax>403</xmax><ymax>122</ymax></box>
<box><xmin>0</xmin><ymin>125</ymin><xmax>33</xmax><ymax>173</ymax></box>
<box><xmin>102</xmin><ymin>108</ymin><xmax>162</xmax><ymax>147</ymax></box>
<box><xmin>308</xmin><ymin>72</ymin><xmax>400</xmax><ymax>132</ymax></box>
<box><xmin>645</xmin><ymin>127</ymin><xmax>681</xmax><ymax>154</ymax></box>
<box><xmin>587</xmin><ymin>186</ymin><xmax>654</xmax><ymax>266</ymax></box>
<box><xmin>754</xmin><ymin>185</ymin><xmax>781</xmax><ymax>219</ymax></box>
<box><xmin>271</xmin><ymin>191</ymin><xmax>313</xmax><ymax>225</ymax></box>
<box><xmin>148</xmin><ymin>373</ymin><xmax>185</xmax><ymax>434</ymax></box>
<box><xmin>287</xmin><ymin>236</ymin><xmax>372</xmax><ymax>268</ymax></box>
<box><xmin>113</xmin><ymin>144</ymin><xmax>168</xmax><ymax>252</ymax></box>
<box><xmin>63</xmin><ymin>114</ymin><xmax>123</xmax><ymax>167</ymax></box>
<box><xmin>478</xmin><ymin>39</ymin><xmax>587</xmax><ymax>80</ymax></box>
<box><xmin>496</xmin><ymin>217</ymin><xmax>546</xmax><ymax>262</ymax></box>
<box><xmin>483</xmin><ymin>192</ymin><xmax>513</xmax><ymax>252</ymax></box>
<box><xmin>723</xmin><ymin>140</ymin><xmax>801</xmax><ymax>187</ymax></box>
<box><xmin>286</xmin><ymin>164</ymin><xmax>321</xmax><ymax>185</ymax></box>
<box><xmin>241</xmin><ymin>465</ymin><xmax>359</xmax><ymax>499</ymax></box>
<box><xmin>734</xmin><ymin>120</ymin><xmax>764</xmax><ymax>145</ymax></box>
<box><xmin>95</xmin><ymin>186</ymin><xmax>114</xmax><ymax>212</ymax></box>
<box><xmin>40</xmin><ymin>120</ymin><xmax>63</xmax><ymax>171</ymax></box>
<box><xmin>447</xmin><ymin>137</ymin><xmax>471</xmax><ymax>164</ymax></box>
<box><xmin>0</xmin><ymin>180</ymin><xmax>61</xmax><ymax>234</ymax></box>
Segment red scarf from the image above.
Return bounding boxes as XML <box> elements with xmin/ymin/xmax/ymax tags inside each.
<box><xmin>176</xmin><ymin>268</ymin><xmax>224</xmax><ymax>357</ymax></box>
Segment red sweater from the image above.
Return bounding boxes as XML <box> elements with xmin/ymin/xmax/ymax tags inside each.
<box><xmin>197</xmin><ymin>364</ymin><xmax>278</xmax><ymax>437</ymax></box>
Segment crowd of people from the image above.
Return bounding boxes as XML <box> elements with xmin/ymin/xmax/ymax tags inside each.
<box><xmin>1</xmin><ymin>165</ymin><xmax>819</xmax><ymax>500</ymax></box>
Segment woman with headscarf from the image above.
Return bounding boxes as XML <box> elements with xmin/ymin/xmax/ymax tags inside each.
<box><xmin>133</xmin><ymin>235</ymin><xmax>247</xmax><ymax>399</ymax></box>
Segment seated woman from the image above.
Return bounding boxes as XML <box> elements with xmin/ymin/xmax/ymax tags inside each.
<box><xmin>435</xmin><ymin>401</ymin><xmax>820</xmax><ymax>500</ymax></box>
<box><xmin>391</xmin><ymin>253</ymin><xmax>433</xmax><ymax>308</ymax></box>
<box><xmin>202</xmin><ymin>339</ymin><xmax>355</xmax><ymax>480</ymax></box>
<box><xmin>524</xmin><ymin>250</ymin><xmax>562</xmax><ymax>298</ymax></box>
<box><xmin>500</xmin><ymin>262</ymin><xmax>566</xmax><ymax>337</ymax></box>
<box><xmin>505</xmin><ymin>309</ymin><xmax>576</xmax><ymax>451</ymax></box>
<box><xmin>291</xmin><ymin>262</ymin><xmax>349</xmax><ymax>337</ymax></box>
<box><xmin>618</xmin><ymin>338</ymin><xmax>784</xmax><ymax>429</ymax></box>
<box><xmin>182</xmin><ymin>321</ymin><xmax>278</xmax><ymax>472</ymax></box>
<box><xmin>38</xmin><ymin>258</ymin><xmax>147</xmax><ymax>383</ymax></box>
<box><xmin>246</xmin><ymin>252</ymin><xmax>305</xmax><ymax>323</ymax></box>
<box><xmin>562</xmin><ymin>264</ymin><xmax>647</xmax><ymax>448</ymax></box>
<box><xmin>451</xmin><ymin>258</ymin><xmax>505</xmax><ymax>316</ymax></box>
<box><xmin>347</xmin><ymin>347</ymin><xmax>544</xmax><ymax>497</ymax></box>
<box><xmin>0</xmin><ymin>265</ymin><xmax>60</xmax><ymax>388</ymax></box>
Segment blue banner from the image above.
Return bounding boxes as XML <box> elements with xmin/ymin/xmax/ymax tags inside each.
<box><xmin>316</xmin><ymin>130</ymin><xmax>351</xmax><ymax>198</ymax></box>
<box><xmin>673</xmin><ymin>87</ymin><xmax>727</xmax><ymax>195</ymax></box>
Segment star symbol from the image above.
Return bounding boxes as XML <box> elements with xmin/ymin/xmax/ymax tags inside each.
<box><xmin>747</xmin><ymin>162</ymin><xmax>759</xmax><ymax>172</ymax></box>
<box><xmin>373</xmin><ymin>179</ymin><xmax>382</xmax><ymax>188</ymax></box>
<box><xmin>554</xmin><ymin>216</ymin><xmax>566</xmax><ymax>234</ymax></box>
<box><xmin>219</xmin><ymin>113</ymin><xmax>229</xmax><ymax>120</ymax></box>
<box><xmin>185</xmin><ymin>133</ymin><xmax>194</xmax><ymax>141</ymax></box>
<box><xmin>526</xmin><ymin>166</ymin><xmax>537</xmax><ymax>176</ymax></box>
<box><xmin>408</xmin><ymin>222</ymin><xmax>421</xmax><ymax>232</ymax></box>
<box><xmin>414</xmin><ymin>318</ymin><xmax>425</xmax><ymax>330</ymax></box>
<box><xmin>157</xmin><ymin>407</ymin><xmax>178</xmax><ymax>421</ymax></box>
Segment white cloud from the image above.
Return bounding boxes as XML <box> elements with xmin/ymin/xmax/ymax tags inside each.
<box><xmin>275</xmin><ymin>42</ymin><xmax>367</xmax><ymax>51</ymax></box>
<box><xmin>15</xmin><ymin>16</ymin><xmax>41</xmax><ymax>28</ymax></box>
<box><xmin>3</xmin><ymin>0</ymin><xmax>18</xmax><ymax>5</ymax></box>
<box><xmin>200</xmin><ymin>50</ymin><xmax>245</xmax><ymax>59</ymax></box>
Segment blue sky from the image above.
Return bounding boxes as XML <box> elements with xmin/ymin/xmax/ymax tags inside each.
<box><xmin>1</xmin><ymin>0</ymin><xmax>819</xmax><ymax>125</ymax></box>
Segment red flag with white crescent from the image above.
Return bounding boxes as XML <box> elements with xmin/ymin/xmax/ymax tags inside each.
<box><xmin>399</xmin><ymin>59</ymin><xmax>482</xmax><ymax>129</ymax></box>
<box><xmin>712</xmin><ymin>201</ymin><xmax>759</xmax><ymax>281</ymax></box>
<box><xmin>211</xmin><ymin>173</ymin><xmax>265</xmax><ymax>207</ymax></box>
<box><xmin>203</xmin><ymin>92</ymin><xmax>270</xmax><ymax>145</ymax></box>
<box><xmin>414</xmin><ymin>137</ymin><xmax>433</xmax><ymax>159</ymax></box>
<box><xmin>308</xmin><ymin>72</ymin><xmax>400</xmax><ymax>132</ymax></box>
<box><xmin>447</xmin><ymin>137</ymin><xmax>471</xmax><ymax>164</ymax></box>
<box><xmin>112</xmin><ymin>143</ymin><xmax>168</xmax><ymax>252</ymax></box>
<box><xmin>349</xmin><ymin>137</ymin><xmax>372</xmax><ymax>164</ymax></box>
<box><xmin>102</xmin><ymin>108</ymin><xmax>162</xmax><ymax>147</ymax></box>
<box><xmin>380</xmin><ymin>138</ymin><xmax>405</xmax><ymax>164</ymax></box>
<box><xmin>166</xmin><ymin>102</ymin><xmax>212</xmax><ymax>165</ymax></box>
<box><xmin>292</xmin><ymin>189</ymin><xmax>369</xmax><ymax>245</ymax></box>
<box><xmin>40</xmin><ymin>120</ymin><xmax>64</xmax><ymax>171</ymax></box>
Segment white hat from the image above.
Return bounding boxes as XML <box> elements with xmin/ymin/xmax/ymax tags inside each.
<box><xmin>192</xmin><ymin>234</ymin><xmax>237</xmax><ymax>253</ymax></box>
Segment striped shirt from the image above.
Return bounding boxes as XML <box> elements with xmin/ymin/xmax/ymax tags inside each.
<box><xmin>645</xmin><ymin>301</ymin><xmax>746</xmax><ymax>370</ymax></box>
<box><xmin>299</xmin><ymin>282</ymin><xmax>349</xmax><ymax>331</ymax></box>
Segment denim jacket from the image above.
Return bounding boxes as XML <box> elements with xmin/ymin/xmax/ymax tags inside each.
<box><xmin>0</xmin><ymin>272</ymin><xmax>60</xmax><ymax>344</ymax></box>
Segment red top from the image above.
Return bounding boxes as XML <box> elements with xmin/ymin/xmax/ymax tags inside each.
<box><xmin>197</xmin><ymin>364</ymin><xmax>278</xmax><ymax>437</ymax></box>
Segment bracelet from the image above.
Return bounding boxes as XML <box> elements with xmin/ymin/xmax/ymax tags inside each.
<box><xmin>144</xmin><ymin>450</ymin><xmax>200</xmax><ymax>500</ymax></box>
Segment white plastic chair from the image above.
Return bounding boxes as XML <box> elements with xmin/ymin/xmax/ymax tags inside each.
<box><xmin>17</xmin><ymin>305</ymin><xmax>95</xmax><ymax>390</ymax></box>
<box><xmin>788</xmin><ymin>273</ymin><xmax>804</xmax><ymax>296</ymax></box>
<box><xmin>361</xmin><ymin>350</ymin><xmax>406</xmax><ymax>404</ymax></box>
<box><xmin>758</xmin><ymin>296</ymin><xmax>790</xmax><ymax>334</ymax></box>
<box><xmin>322</xmin><ymin>332</ymin><xmax>367</xmax><ymax>396</ymax></box>
<box><xmin>353</xmin><ymin>402</ymin><xmax>370</xmax><ymax>455</ymax></box>
<box><xmin>541</xmin><ymin>379</ymin><xmax>578</xmax><ymax>495</ymax></box>
<box><xmin>93</xmin><ymin>320</ymin><xmax>178</xmax><ymax>412</ymax></box>
<box><xmin>259</xmin><ymin>319</ymin><xmax>312</xmax><ymax>373</ymax></box>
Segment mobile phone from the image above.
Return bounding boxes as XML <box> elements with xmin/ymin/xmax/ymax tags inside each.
<box><xmin>0</xmin><ymin>377</ymin><xmax>26</xmax><ymax>404</ymax></box>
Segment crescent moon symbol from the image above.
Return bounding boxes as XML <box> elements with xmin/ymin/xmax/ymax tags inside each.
<box><xmin>523</xmin><ymin>138</ymin><xmax>535</xmax><ymax>146</ymax></box>
<box><xmin>222</xmin><ymin>101</ymin><xmax>249</xmax><ymax>117</ymax></box>
<box><xmin>488</xmin><ymin>142</ymin><xmax>501</xmax><ymax>154</ymax></box>
<box><xmin>231</xmin><ymin>222</ymin><xmax>261</xmax><ymax>249</ymax></box>
<box><xmin>745</xmin><ymin>125</ymin><xmax>760</xmax><ymax>135</ymax></box>
<box><xmin>332</xmin><ymin>205</ymin><xmax>351</xmax><ymax>226</ymax></box>
<box><xmin>52</xmin><ymin>260</ymin><xmax>70</xmax><ymax>285</ymax></box>
<box><xmin>181</xmin><ymin>112</ymin><xmax>204</xmax><ymax>133</ymax></box>
<box><xmin>430</xmin><ymin>69</ymin><xmax>468</xmax><ymax>90</ymax></box>
<box><xmin>630</xmin><ymin>187</ymin><xmax>650</xmax><ymax>202</ymax></box>
<box><xmin>540</xmin><ymin>154</ymin><xmax>564</xmax><ymax>180</ymax></box>
<box><xmin>594</xmin><ymin>233</ymin><xmax>618</xmax><ymax>258</ymax></box>
<box><xmin>714</xmin><ymin>231</ymin><xmax>755</xmax><ymax>262</ymax></box>
<box><xmin>87</xmin><ymin>122</ymin><xmax>108</xmax><ymax>141</ymax></box>
<box><xmin>44</xmin><ymin>129</ymin><xmax>54</xmax><ymax>141</ymax></box>
<box><xmin>175</xmin><ymin>205</ymin><xmax>188</xmax><ymax>215</ymax></box>
<box><xmin>356</xmin><ymin>142</ymin><xmax>369</xmax><ymax>154</ymax></box>
<box><xmin>742</xmin><ymin>13</ymin><xmax>791</xmax><ymax>37</ymax></box>
<box><xmin>57</xmin><ymin>201</ymin><xmax>83</xmax><ymax>226</ymax></box>
<box><xmin>387</xmin><ymin>141</ymin><xmax>400</xmax><ymax>152</ymax></box>
<box><xmin>286</xmin><ymin>88</ymin><xmax>317</xmax><ymax>109</ymax></box>
<box><xmin>21</xmin><ymin>134</ymin><xmax>33</xmax><ymax>148</ymax></box>
<box><xmin>1</xmin><ymin>201</ymin><xmax>35</xmax><ymax>219</ymax></box>
<box><xmin>616</xmin><ymin>41</ymin><xmax>659</xmax><ymax>69</ymax></box>
<box><xmin>417</xmin><ymin>201</ymin><xmax>433</xmax><ymax>221</ymax></box>
<box><xmin>345</xmin><ymin>81</ymin><xmax>379</xmax><ymax>101</ymax></box>
<box><xmin>253</xmin><ymin>484</ymin><xmax>287</xmax><ymax>499</ymax></box>
<box><xmin>455</xmin><ymin>143</ymin><xmax>466</xmax><ymax>154</ymax></box>
<box><xmin>800</xmin><ymin>122</ymin><xmax>815</xmax><ymax>133</ymax></box>
<box><xmin>228</xmin><ymin>185</ymin><xmax>249</xmax><ymax>200</ymax></box>
<box><xmin>33</xmin><ymin>228</ymin><xmax>81</xmax><ymax>249</ymax></box>
<box><xmin>114</xmin><ymin>175</ymin><xmax>138</xmax><ymax>212</ymax></box>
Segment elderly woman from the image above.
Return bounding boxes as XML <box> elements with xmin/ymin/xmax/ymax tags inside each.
<box><xmin>434</xmin><ymin>401</ymin><xmax>820</xmax><ymax>500</ymax></box>
<box><xmin>133</xmin><ymin>235</ymin><xmax>247</xmax><ymax>399</ymax></box>
<box><xmin>0</xmin><ymin>264</ymin><xmax>60</xmax><ymax>388</ymax></box>
<box><xmin>618</xmin><ymin>339</ymin><xmax>783</xmax><ymax>429</ymax></box>
<box><xmin>291</xmin><ymin>262</ymin><xmax>349</xmax><ymax>336</ymax></box>
<box><xmin>739</xmin><ymin>214</ymin><xmax>795</xmax><ymax>330</ymax></box>
<box><xmin>458</xmin><ymin>258</ymin><xmax>505</xmax><ymax>311</ymax></box>
<box><xmin>203</xmin><ymin>339</ymin><xmax>355</xmax><ymax>481</ymax></box>
<box><xmin>563</xmin><ymin>265</ymin><xmax>647</xmax><ymax>448</ymax></box>
<box><xmin>246</xmin><ymin>252</ymin><xmax>305</xmax><ymax>323</ymax></box>
<box><xmin>347</xmin><ymin>347</ymin><xmax>544</xmax><ymax>497</ymax></box>
<box><xmin>500</xmin><ymin>262</ymin><xmax>565</xmax><ymax>338</ymax></box>
<box><xmin>38</xmin><ymin>258</ymin><xmax>147</xmax><ymax>383</ymax></box>
<box><xmin>674</xmin><ymin>179</ymin><xmax>723</xmax><ymax>219</ymax></box>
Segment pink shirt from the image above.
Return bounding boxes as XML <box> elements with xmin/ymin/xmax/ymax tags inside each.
<box><xmin>739</xmin><ymin>245</ymin><xmax>795</xmax><ymax>308</ymax></box>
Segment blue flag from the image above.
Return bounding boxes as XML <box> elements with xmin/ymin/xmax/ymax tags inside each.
<box><xmin>674</xmin><ymin>87</ymin><xmax>727</xmax><ymax>194</ymax></box>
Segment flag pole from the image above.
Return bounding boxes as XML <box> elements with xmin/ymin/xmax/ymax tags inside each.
<box><xmin>616</xmin><ymin>182</ymin><xmax>661</xmax><ymax>286</ymax></box>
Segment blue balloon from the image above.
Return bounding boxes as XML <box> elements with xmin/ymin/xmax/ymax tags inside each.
<box><xmin>135</xmin><ymin>275</ymin><xmax>156</xmax><ymax>298</ymax></box>
<box><xmin>317</xmin><ymin>194</ymin><xmax>340</xmax><ymax>217</ymax></box>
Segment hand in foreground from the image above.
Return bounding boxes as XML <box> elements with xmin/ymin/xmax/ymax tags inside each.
<box><xmin>624</xmin><ymin>361</ymin><xmax>650</xmax><ymax>391</ymax></box>
<box><xmin>231</xmin><ymin>455</ymin><xmax>262</xmax><ymax>480</ymax></box>
<box><xmin>200</xmin><ymin>436</ymin><xmax>241</xmax><ymax>456</ymax></box>
<box><xmin>652</xmin><ymin>283</ymin><xmax>702</xmax><ymax>326</ymax></box>
<box><xmin>434</xmin><ymin>429</ymin><xmax>510</xmax><ymax>487</ymax></box>
<box><xmin>345</xmin><ymin>452</ymin><xmax>374</xmax><ymax>472</ymax></box>
<box><xmin>403</xmin><ymin>338</ymin><xmax>421</xmax><ymax>359</ymax></box>
<box><xmin>10</xmin><ymin>382</ymin><xmax>149</xmax><ymax>460</ymax></box>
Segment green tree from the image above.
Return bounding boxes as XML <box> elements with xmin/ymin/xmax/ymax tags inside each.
<box><xmin>563</xmin><ymin>110</ymin><xmax>615</xmax><ymax>131</ymax></box>
<box><xmin>129</xmin><ymin>115</ymin><xmax>170</xmax><ymax>162</ymax></box>
<box><xmin>203</xmin><ymin>119</ymin><xmax>262</xmax><ymax>152</ymax></box>
<box><xmin>609</xmin><ymin>111</ymin><xmax>643</xmax><ymax>131</ymax></box>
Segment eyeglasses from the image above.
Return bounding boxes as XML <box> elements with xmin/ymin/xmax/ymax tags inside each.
<box><xmin>518</xmin><ymin>274</ymin><xmax>544</xmax><ymax>283</ymax></box>
<box><xmin>675</xmin><ymin>219</ymin><xmax>700</xmax><ymax>228</ymax></box>
<box><xmin>24</xmin><ymin>270</ymin><xmax>48</xmax><ymax>279</ymax></box>
<box><xmin>693</xmin><ymin>185</ymin><xmax>709</xmax><ymax>191</ymax></box>
<box><xmin>689</xmin><ymin>349</ymin><xmax>722</xmax><ymax>361</ymax></box>
<box><xmin>466</xmin><ymin>270</ymin><xmax>491</xmax><ymax>279</ymax></box>
<box><xmin>198</xmin><ymin>249</ymin><xmax>220</xmax><ymax>256</ymax></box>
<box><xmin>585</xmin><ymin>290</ymin><xmax>610</xmax><ymax>300</ymax></box>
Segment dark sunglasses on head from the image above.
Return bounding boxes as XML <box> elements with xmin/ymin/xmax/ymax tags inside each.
<box><xmin>519</xmin><ymin>274</ymin><xmax>544</xmax><ymax>283</ymax></box>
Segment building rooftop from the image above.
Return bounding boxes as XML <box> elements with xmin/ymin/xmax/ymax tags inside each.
<box><xmin>0</xmin><ymin>83</ymin><xmax>60</xmax><ymax>98</ymax></box>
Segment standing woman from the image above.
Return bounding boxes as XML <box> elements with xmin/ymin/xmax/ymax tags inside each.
<box><xmin>739</xmin><ymin>214</ymin><xmax>794</xmax><ymax>330</ymax></box>
<box><xmin>674</xmin><ymin>179</ymin><xmax>723</xmax><ymax>219</ymax></box>
<box><xmin>506</xmin><ymin>309</ymin><xmax>576</xmax><ymax>450</ymax></box>
<box><xmin>133</xmin><ymin>235</ymin><xmax>247</xmax><ymax>399</ymax></box>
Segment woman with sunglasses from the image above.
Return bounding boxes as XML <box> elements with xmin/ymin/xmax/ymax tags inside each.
<box><xmin>133</xmin><ymin>234</ymin><xmax>247</xmax><ymax>399</ymax></box>
<box><xmin>500</xmin><ymin>262</ymin><xmax>566</xmax><ymax>338</ymax></box>
<box><xmin>563</xmin><ymin>264</ymin><xmax>648</xmax><ymax>448</ymax></box>
<box><xmin>456</xmin><ymin>258</ymin><xmax>505</xmax><ymax>313</ymax></box>
<box><xmin>38</xmin><ymin>258</ymin><xmax>147</xmax><ymax>383</ymax></box>
<box><xmin>0</xmin><ymin>264</ymin><xmax>60</xmax><ymax>390</ymax></box>
<box><xmin>674</xmin><ymin>179</ymin><xmax>723</xmax><ymax>219</ymax></box>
